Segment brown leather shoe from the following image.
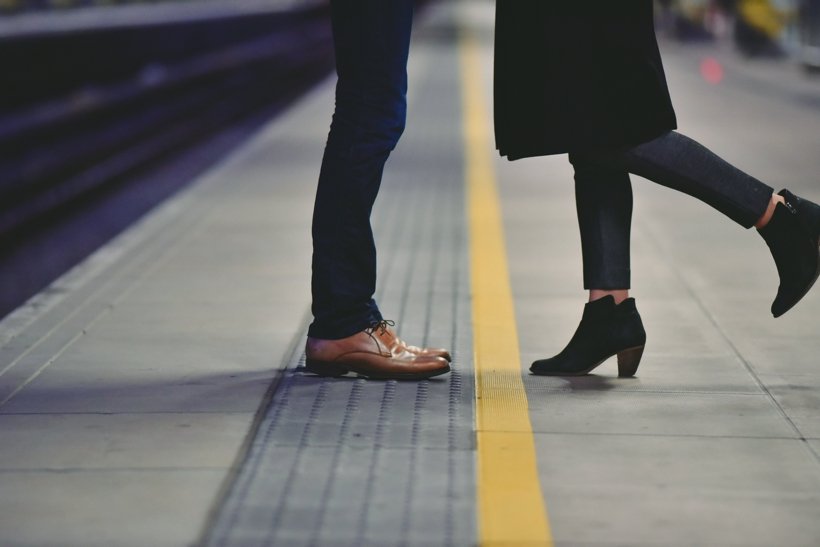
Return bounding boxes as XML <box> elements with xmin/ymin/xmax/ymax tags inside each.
<box><xmin>369</xmin><ymin>320</ymin><xmax>452</xmax><ymax>362</ymax></box>
<box><xmin>305</xmin><ymin>324</ymin><xmax>450</xmax><ymax>380</ymax></box>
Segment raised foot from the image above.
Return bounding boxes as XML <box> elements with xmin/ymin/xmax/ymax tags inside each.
<box><xmin>760</xmin><ymin>189</ymin><xmax>820</xmax><ymax>317</ymax></box>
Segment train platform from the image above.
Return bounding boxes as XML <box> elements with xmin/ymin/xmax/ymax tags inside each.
<box><xmin>2</xmin><ymin>2</ymin><xmax>820</xmax><ymax>546</ymax></box>
<box><xmin>0</xmin><ymin>0</ymin><xmax>322</xmax><ymax>38</ymax></box>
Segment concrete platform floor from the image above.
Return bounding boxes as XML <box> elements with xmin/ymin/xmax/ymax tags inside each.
<box><xmin>1</xmin><ymin>1</ymin><xmax>820</xmax><ymax>546</ymax></box>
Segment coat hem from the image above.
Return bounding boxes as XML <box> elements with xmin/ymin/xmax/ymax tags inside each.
<box><xmin>497</xmin><ymin>122</ymin><xmax>678</xmax><ymax>162</ymax></box>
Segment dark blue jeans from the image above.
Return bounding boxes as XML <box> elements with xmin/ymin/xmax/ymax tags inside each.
<box><xmin>570</xmin><ymin>131</ymin><xmax>775</xmax><ymax>289</ymax></box>
<box><xmin>308</xmin><ymin>0</ymin><xmax>414</xmax><ymax>340</ymax></box>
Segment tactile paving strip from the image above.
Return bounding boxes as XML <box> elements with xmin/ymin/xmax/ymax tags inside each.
<box><xmin>203</xmin><ymin>13</ymin><xmax>476</xmax><ymax>547</ymax></box>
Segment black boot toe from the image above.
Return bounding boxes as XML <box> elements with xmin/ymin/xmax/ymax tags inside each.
<box><xmin>759</xmin><ymin>190</ymin><xmax>820</xmax><ymax>318</ymax></box>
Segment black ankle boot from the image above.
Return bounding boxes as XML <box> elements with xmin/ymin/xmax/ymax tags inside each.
<box><xmin>759</xmin><ymin>189</ymin><xmax>820</xmax><ymax>318</ymax></box>
<box><xmin>531</xmin><ymin>296</ymin><xmax>646</xmax><ymax>377</ymax></box>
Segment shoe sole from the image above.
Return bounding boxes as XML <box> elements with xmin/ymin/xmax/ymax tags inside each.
<box><xmin>530</xmin><ymin>345</ymin><xmax>645</xmax><ymax>378</ymax></box>
<box><xmin>305</xmin><ymin>359</ymin><xmax>451</xmax><ymax>381</ymax></box>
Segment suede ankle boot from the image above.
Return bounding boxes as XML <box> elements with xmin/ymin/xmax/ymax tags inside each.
<box><xmin>759</xmin><ymin>189</ymin><xmax>820</xmax><ymax>318</ymax></box>
<box><xmin>531</xmin><ymin>295</ymin><xmax>646</xmax><ymax>377</ymax></box>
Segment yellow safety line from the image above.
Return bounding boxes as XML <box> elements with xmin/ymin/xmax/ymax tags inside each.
<box><xmin>458</xmin><ymin>27</ymin><xmax>554</xmax><ymax>547</ymax></box>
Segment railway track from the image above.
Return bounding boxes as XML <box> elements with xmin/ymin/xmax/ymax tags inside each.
<box><xmin>0</xmin><ymin>1</ymin><xmax>335</xmax><ymax>317</ymax></box>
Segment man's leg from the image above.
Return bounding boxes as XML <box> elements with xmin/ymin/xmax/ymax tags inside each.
<box><xmin>305</xmin><ymin>0</ymin><xmax>450</xmax><ymax>379</ymax></box>
<box><xmin>309</xmin><ymin>0</ymin><xmax>413</xmax><ymax>340</ymax></box>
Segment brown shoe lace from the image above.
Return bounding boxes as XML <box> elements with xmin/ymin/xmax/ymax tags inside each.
<box><xmin>362</xmin><ymin>320</ymin><xmax>396</xmax><ymax>355</ymax></box>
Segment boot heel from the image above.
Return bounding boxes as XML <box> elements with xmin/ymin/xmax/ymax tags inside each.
<box><xmin>617</xmin><ymin>346</ymin><xmax>645</xmax><ymax>377</ymax></box>
<box><xmin>305</xmin><ymin>359</ymin><xmax>349</xmax><ymax>377</ymax></box>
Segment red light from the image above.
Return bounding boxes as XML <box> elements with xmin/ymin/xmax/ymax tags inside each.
<box><xmin>700</xmin><ymin>57</ymin><xmax>724</xmax><ymax>84</ymax></box>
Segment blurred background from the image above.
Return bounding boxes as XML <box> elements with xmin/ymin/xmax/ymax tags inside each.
<box><xmin>0</xmin><ymin>0</ymin><xmax>817</xmax><ymax>322</ymax></box>
<box><xmin>0</xmin><ymin>0</ymin><xmax>338</xmax><ymax>321</ymax></box>
<box><xmin>658</xmin><ymin>0</ymin><xmax>820</xmax><ymax>64</ymax></box>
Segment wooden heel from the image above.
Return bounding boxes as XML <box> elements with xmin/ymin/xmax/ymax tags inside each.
<box><xmin>305</xmin><ymin>359</ymin><xmax>349</xmax><ymax>377</ymax></box>
<box><xmin>617</xmin><ymin>345</ymin><xmax>645</xmax><ymax>377</ymax></box>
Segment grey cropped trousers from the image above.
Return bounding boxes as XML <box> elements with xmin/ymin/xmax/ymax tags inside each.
<box><xmin>569</xmin><ymin>131</ymin><xmax>774</xmax><ymax>289</ymax></box>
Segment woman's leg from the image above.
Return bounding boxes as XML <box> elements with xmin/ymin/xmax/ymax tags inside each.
<box><xmin>533</xmin><ymin>131</ymin><xmax>819</xmax><ymax>377</ymax></box>
<box><xmin>580</xmin><ymin>130</ymin><xmax>820</xmax><ymax>318</ymax></box>
<box><xmin>623</xmin><ymin>132</ymin><xmax>785</xmax><ymax>227</ymax></box>
<box><xmin>529</xmin><ymin>155</ymin><xmax>647</xmax><ymax>377</ymax></box>
<box><xmin>608</xmin><ymin>131</ymin><xmax>775</xmax><ymax>228</ymax></box>
<box><xmin>569</xmin><ymin>153</ymin><xmax>633</xmax><ymax>304</ymax></box>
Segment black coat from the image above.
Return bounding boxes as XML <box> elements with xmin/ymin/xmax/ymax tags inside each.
<box><xmin>494</xmin><ymin>1</ymin><xmax>678</xmax><ymax>160</ymax></box>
